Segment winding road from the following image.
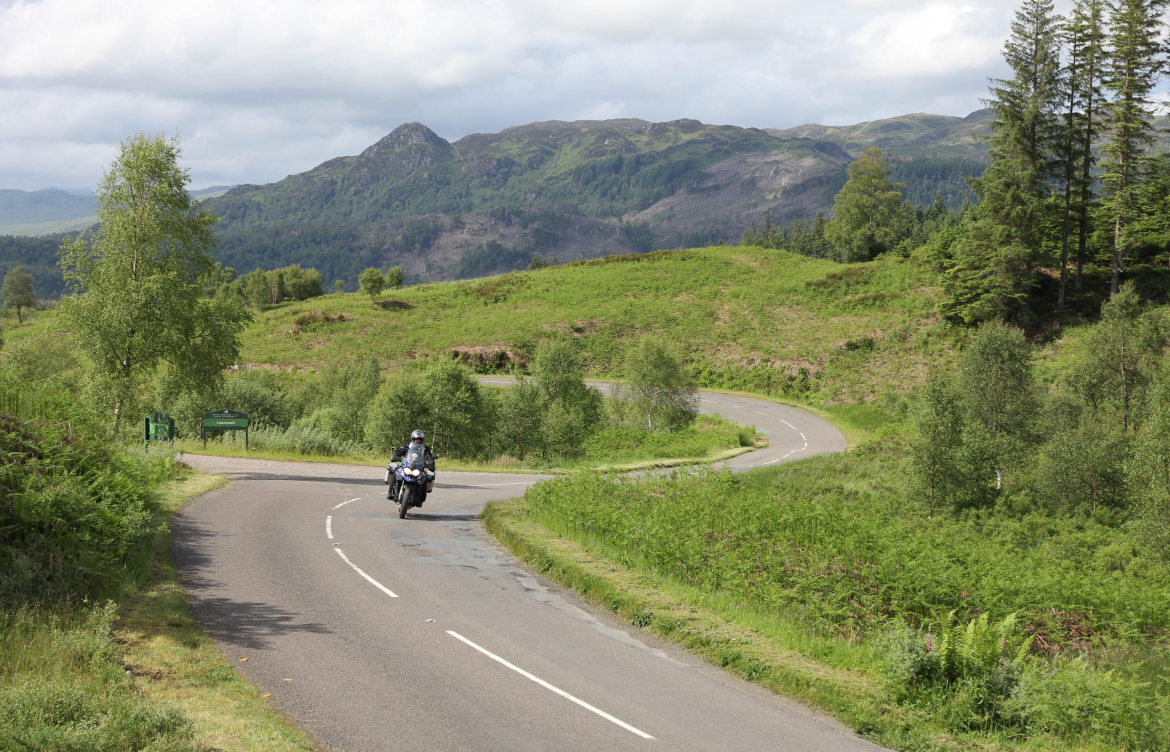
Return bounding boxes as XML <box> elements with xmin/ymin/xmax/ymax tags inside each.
<box><xmin>175</xmin><ymin>388</ymin><xmax>875</xmax><ymax>751</ymax></box>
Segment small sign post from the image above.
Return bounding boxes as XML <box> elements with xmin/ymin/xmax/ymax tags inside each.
<box><xmin>144</xmin><ymin>412</ymin><xmax>175</xmax><ymax>449</ymax></box>
<box><xmin>202</xmin><ymin>409</ymin><xmax>250</xmax><ymax>450</ymax></box>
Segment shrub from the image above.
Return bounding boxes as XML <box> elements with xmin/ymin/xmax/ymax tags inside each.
<box><xmin>1006</xmin><ymin>659</ymin><xmax>1167</xmax><ymax>749</ymax></box>
<box><xmin>366</xmin><ymin>374</ymin><xmax>432</xmax><ymax>453</ymax></box>
<box><xmin>0</xmin><ymin>416</ymin><xmax>159</xmax><ymax>602</ymax></box>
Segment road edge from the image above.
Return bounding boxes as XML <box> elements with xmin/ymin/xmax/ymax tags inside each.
<box><xmin>116</xmin><ymin>469</ymin><xmax>321</xmax><ymax>751</ymax></box>
<box><xmin>481</xmin><ymin>498</ymin><xmax>964</xmax><ymax>752</ymax></box>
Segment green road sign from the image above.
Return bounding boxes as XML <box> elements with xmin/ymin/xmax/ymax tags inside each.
<box><xmin>145</xmin><ymin>411</ymin><xmax>175</xmax><ymax>447</ymax></box>
<box><xmin>202</xmin><ymin>409</ymin><xmax>250</xmax><ymax>449</ymax></box>
<box><xmin>203</xmin><ymin>409</ymin><xmax>248</xmax><ymax>428</ymax></box>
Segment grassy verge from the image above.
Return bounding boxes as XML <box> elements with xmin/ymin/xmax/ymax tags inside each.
<box><xmin>0</xmin><ymin>470</ymin><xmax>319</xmax><ymax>752</ymax></box>
<box><xmin>116</xmin><ymin>470</ymin><xmax>319</xmax><ymax>751</ymax></box>
<box><xmin>482</xmin><ymin>499</ymin><xmax>958</xmax><ymax>752</ymax></box>
<box><xmin>484</xmin><ymin>453</ymin><xmax>1169</xmax><ymax>752</ymax></box>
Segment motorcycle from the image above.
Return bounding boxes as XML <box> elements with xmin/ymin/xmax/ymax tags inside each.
<box><xmin>385</xmin><ymin>444</ymin><xmax>436</xmax><ymax>519</ymax></box>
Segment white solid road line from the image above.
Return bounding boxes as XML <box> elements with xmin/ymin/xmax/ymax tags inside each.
<box><xmin>446</xmin><ymin>631</ymin><xmax>655</xmax><ymax>740</ymax></box>
<box><xmin>335</xmin><ymin>548</ymin><xmax>398</xmax><ymax>598</ymax></box>
<box><xmin>326</xmin><ymin>516</ymin><xmax>333</xmax><ymax>539</ymax></box>
<box><xmin>332</xmin><ymin>497</ymin><xmax>362</xmax><ymax>510</ymax></box>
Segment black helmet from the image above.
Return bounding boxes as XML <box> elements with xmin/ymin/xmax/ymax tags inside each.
<box><xmin>411</xmin><ymin>429</ymin><xmax>425</xmax><ymax>442</ymax></box>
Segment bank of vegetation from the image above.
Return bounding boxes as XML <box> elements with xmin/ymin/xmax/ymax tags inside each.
<box><xmin>175</xmin><ymin>341</ymin><xmax>755</xmax><ymax>471</ymax></box>
<box><xmin>498</xmin><ymin>296</ymin><xmax>1170</xmax><ymax>750</ymax></box>
<box><xmin>0</xmin><ymin>135</ymin><xmax>321</xmax><ymax>750</ymax></box>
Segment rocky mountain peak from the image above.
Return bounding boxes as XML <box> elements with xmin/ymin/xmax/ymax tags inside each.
<box><xmin>361</xmin><ymin>123</ymin><xmax>450</xmax><ymax>159</ymax></box>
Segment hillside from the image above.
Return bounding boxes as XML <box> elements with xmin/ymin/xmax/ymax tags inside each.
<box><xmin>205</xmin><ymin>117</ymin><xmax>988</xmax><ymax>288</ymax></box>
<box><xmin>768</xmin><ymin>109</ymin><xmax>995</xmax><ymax>158</ymax></box>
<box><xmin>216</xmin><ymin>246</ymin><xmax>945</xmax><ymax>404</ymax></box>
<box><xmin>207</xmin><ymin>120</ymin><xmax>848</xmax><ymax>281</ymax></box>
<box><xmin>0</xmin><ymin>188</ymin><xmax>95</xmax><ymax>235</ymax></box>
<box><xmin>2</xmin><ymin>114</ymin><xmax>997</xmax><ymax>296</ymax></box>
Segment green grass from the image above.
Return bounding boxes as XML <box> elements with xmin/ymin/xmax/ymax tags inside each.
<box><xmin>0</xmin><ymin>215</ymin><xmax>95</xmax><ymax>237</ymax></box>
<box><xmin>484</xmin><ymin>445</ymin><xmax>1170</xmax><ymax>751</ymax></box>
<box><xmin>0</xmin><ymin>470</ymin><xmax>318</xmax><ymax>752</ymax></box>
<box><xmin>219</xmin><ymin>248</ymin><xmax>949</xmax><ymax>403</ymax></box>
<box><xmin>5</xmin><ymin>247</ymin><xmax>951</xmax><ymax>407</ymax></box>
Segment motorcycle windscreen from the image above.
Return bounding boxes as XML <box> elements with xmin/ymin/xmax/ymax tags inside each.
<box><xmin>405</xmin><ymin>448</ymin><xmax>426</xmax><ymax>467</ymax></box>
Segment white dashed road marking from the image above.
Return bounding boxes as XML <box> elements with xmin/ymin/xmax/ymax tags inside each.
<box><xmin>334</xmin><ymin>548</ymin><xmax>398</xmax><ymax>598</ymax></box>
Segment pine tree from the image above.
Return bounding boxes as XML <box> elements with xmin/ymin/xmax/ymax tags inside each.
<box><xmin>1056</xmin><ymin>0</ymin><xmax>1108</xmax><ymax>305</ymax></box>
<box><xmin>1067</xmin><ymin>0</ymin><xmax>1107</xmax><ymax>292</ymax></box>
<box><xmin>1135</xmin><ymin>151</ymin><xmax>1170</xmax><ymax>251</ymax></box>
<box><xmin>1101</xmin><ymin>0</ymin><xmax>1167</xmax><ymax>294</ymax></box>
<box><xmin>945</xmin><ymin>0</ymin><xmax>1063</xmax><ymax>322</ymax></box>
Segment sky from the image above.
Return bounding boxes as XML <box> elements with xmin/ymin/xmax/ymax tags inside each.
<box><xmin>0</xmin><ymin>0</ymin><xmax>1056</xmax><ymax>191</ymax></box>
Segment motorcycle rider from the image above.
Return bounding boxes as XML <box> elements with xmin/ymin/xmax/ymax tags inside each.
<box><xmin>390</xmin><ymin>430</ymin><xmax>436</xmax><ymax>504</ymax></box>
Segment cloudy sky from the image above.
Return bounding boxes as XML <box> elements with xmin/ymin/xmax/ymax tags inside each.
<box><xmin>0</xmin><ymin>0</ymin><xmax>1052</xmax><ymax>191</ymax></box>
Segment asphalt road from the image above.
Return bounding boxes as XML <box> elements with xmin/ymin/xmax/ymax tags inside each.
<box><xmin>175</xmin><ymin>388</ymin><xmax>874</xmax><ymax>752</ymax></box>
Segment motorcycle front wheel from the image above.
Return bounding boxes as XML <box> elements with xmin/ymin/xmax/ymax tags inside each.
<box><xmin>398</xmin><ymin>484</ymin><xmax>411</xmax><ymax>519</ymax></box>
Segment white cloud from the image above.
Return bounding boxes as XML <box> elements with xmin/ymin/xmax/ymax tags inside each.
<box><xmin>0</xmin><ymin>0</ymin><xmax>1059</xmax><ymax>190</ymax></box>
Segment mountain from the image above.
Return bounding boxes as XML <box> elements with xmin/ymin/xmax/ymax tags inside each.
<box><xmin>207</xmin><ymin>116</ymin><xmax>990</xmax><ymax>286</ymax></box>
<box><xmin>767</xmin><ymin>110</ymin><xmax>995</xmax><ymax>158</ymax></box>
<box><xmin>0</xmin><ymin>188</ymin><xmax>96</xmax><ymax>235</ymax></box>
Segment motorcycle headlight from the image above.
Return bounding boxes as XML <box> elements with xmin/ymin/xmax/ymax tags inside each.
<box><xmin>411</xmin><ymin>468</ymin><xmax>421</xmax><ymax>477</ymax></box>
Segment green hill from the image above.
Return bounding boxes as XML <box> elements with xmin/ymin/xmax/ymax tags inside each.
<box><xmin>0</xmin><ymin>188</ymin><xmax>95</xmax><ymax>236</ymax></box>
<box><xmin>227</xmin><ymin>246</ymin><xmax>945</xmax><ymax>404</ymax></box>
<box><xmin>4</xmin><ymin>246</ymin><xmax>945</xmax><ymax>404</ymax></box>
<box><xmin>767</xmin><ymin>109</ymin><xmax>995</xmax><ymax>158</ymax></box>
<box><xmin>205</xmin><ymin>117</ymin><xmax>991</xmax><ymax>289</ymax></box>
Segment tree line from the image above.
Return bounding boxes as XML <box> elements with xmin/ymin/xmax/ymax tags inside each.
<box><xmin>746</xmin><ymin>0</ymin><xmax>1170</xmax><ymax>323</ymax></box>
<box><xmin>931</xmin><ymin>0</ymin><xmax>1170</xmax><ymax>322</ymax></box>
<box><xmin>183</xmin><ymin>338</ymin><xmax>700</xmax><ymax>465</ymax></box>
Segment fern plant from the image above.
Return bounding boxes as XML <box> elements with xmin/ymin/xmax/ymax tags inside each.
<box><xmin>933</xmin><ymin>611</ymin><xmax>1033</xmax><ymax>682</ymax></box>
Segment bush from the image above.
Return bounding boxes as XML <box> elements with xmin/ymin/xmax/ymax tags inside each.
<box><xmin>220</xmin><ymin>372</ymin><xmax>292</xmax><ymax>430</ymax></box>
<box><xmin>884</xmin><ymin>613</ymin><xmax>1031</xmax><ymax>731</ymax></box>
<box><xmin>1006</xmin><ymin>659</ymin><xmax>1167</xmax><ymax>749</ymax></box>
<box><xmin>216</xmin><ymin>412</ymin><xmax>364</xmax><ymax>457</ymax></box>
<box><xmin>0</xmin><ymin>415</ymin><xmax>161</xmax><ymax>602</ymax></box>
<box><xmin>281</xmin><ymin>265</ymin><xmax>324</xmax><ymax>301</ymax></box>
<box><xmin>365</xmin><ymin>374</ymin><xmax>431</xmax><ymax>453</ymax></box>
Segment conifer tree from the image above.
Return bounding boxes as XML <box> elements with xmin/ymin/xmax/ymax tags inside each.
<box><xmin>944</xmin><ymin>0</ymin><xmax>1063</xmax><ymax>322</ymax></box>
<box><xmin>1057</xmin><ymin>0</ymin><xmax>1107</xmax><ymax>305</ymax></box>
<box><xmin>1066</xmin><ymin>0</ymin><xmax>1107</xmax><ymax>292</ymax></box>
<box><xmin>1101</xmin><ymin>0</ymin><xmax>1167</xmax><ymax>294</ymax></box>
